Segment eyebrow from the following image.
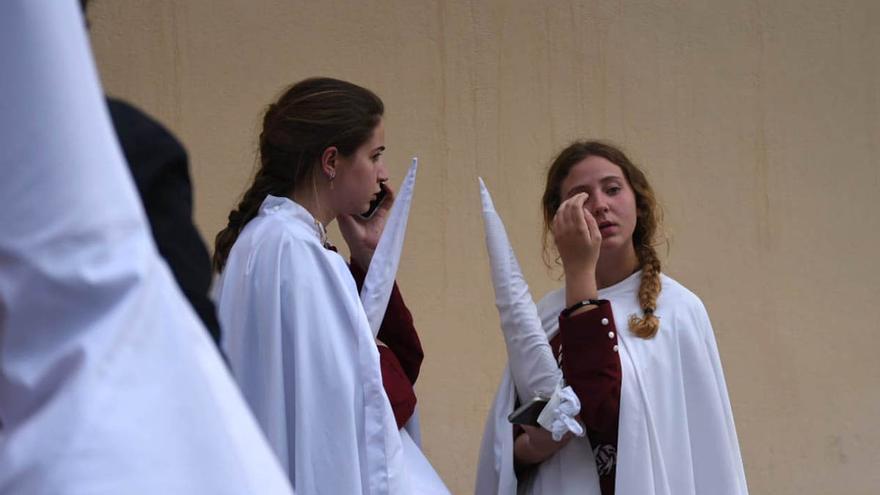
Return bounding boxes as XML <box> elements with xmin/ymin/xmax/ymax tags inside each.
<box><xmin>372</xmin><ymin>146</ymin><xmax>386</xmax><ymax>154</ymax></box>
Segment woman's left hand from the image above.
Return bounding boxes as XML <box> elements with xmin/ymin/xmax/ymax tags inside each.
<box><xmin>338</xmin><ymin>183</ymin><xmax>395</xmax><ymax>269</ymax></box>
<box><xmin>515</xmin><ymin>424</ymin><xmax>573</xmax><ymax>465</ymax></box>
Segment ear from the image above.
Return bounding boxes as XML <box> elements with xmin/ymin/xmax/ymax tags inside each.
<box><xmin>320</xmin><ymin>146</ymin><xmax>339</xmax><ymax>180</ymax></box>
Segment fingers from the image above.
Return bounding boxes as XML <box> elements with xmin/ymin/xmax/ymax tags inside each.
<box><xmin>375</xmin><ymin>181</ymin><xmax>395</xmax><ymax>214</ymax></box>
<box><xmin>381</xmin><ymin>181</ymin><xmax>396</xmax><ymax>199</ymax></box>
<box><xmin>565</xmin><ymin>193</ymin><xmax>588</xmax><ymax>235</ymax></box>
<box><xmin>553</xmin><ymin>193</ymin><xmax>592</xmax><ymax>242</ymax></box>
<box><xmin>582</xmin><ymin>204</ymin><xmax>601</xmax><ymax>244</ymax></box>
<box><xmin>521</xmin><ymin>424</ymin><xmax>542</xmax><ymax>436</ymax></box>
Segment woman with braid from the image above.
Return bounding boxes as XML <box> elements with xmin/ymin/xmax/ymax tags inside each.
<box><xmin>476</xmin><ymin>141</ymin><xmax>748</xmax><ymax>495</ymax></box>
<box><xmin>212</xmin><ymin>78</ymin><xmax>447</xmax><ymax>494</ymax></box>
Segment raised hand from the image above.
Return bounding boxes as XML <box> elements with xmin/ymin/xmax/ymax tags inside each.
<box><xmin>552</xmin><ymin>192</ymin><xmax>601</xmax><ymax>305</ymax></box>
<box><xmin>337</xmin><ymin>182</ymin><xmax>396</xmax><ymax>270</ymax></box>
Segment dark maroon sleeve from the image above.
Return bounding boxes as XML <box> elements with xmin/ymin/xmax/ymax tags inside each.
<box><xmin>348</xmin><ymin>261</ymin><xmax>424</xmax><ymax>384</ymax></box>
<box><xmin>558</xmin><ymin>300</ymin><xmax>622</xmax><ymax>433</ymax></box>
<box><xmin>378</xmin><ymin>346</ymin><xmax>418</xmax><ymax>429</ymax></box>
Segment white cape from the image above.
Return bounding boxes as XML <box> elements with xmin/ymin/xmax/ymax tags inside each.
<box><xmin>476</xmin><ymin>272</ymin><xmax>749</xmax><ymax>495</ymax></box>
<box><xmin>217</xmin><ymin>193</ymin><xmax>447</xmax><ymax>494</ymax></box>
<box><xmin>0</xmin><ymin>2</ymin><xmax>294</xmax><ymax>494</ymax></box>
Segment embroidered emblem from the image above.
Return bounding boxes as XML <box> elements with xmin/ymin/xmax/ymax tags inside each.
<box><xmin>593</xmin><ymin>444</ymin><xmax>617</xmax><ymax>477</ymax></box>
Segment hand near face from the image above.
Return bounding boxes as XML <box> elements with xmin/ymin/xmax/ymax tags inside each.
<box><xmin>337</xmin><ymin>182</ymin><xmax>395</xmax><ymax>270</ymax></box>
<box><xmin>552</xmin><ymin>192</ymin><xmax>602</xmax><ymax>278</ymax></box>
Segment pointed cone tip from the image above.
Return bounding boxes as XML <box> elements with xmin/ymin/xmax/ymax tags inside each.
<box><xmin>479</xmin><ymin>177</ymin><xmax>495</xmax><ymax>212</ymax></box>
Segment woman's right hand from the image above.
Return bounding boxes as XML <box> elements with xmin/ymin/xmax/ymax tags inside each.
<box><xmin>552</xmin><ymin>192</ymin><xmax>601</xmax><ymax>279</ymax></box>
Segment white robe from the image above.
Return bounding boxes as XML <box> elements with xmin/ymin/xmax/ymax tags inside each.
<box><xmin>0</xmin><ymin>2</ymin><xmax>294</xmax><ymax>494</ymax></box>
<box><xmin>217</xmin><ymin>195</ymin><xmax>429</xmax><ymax>494</ymax></box>
<box><xmin>476</xmin><ymin>271</ymin><xmax>749</xmax><ymax>495</ymax></box>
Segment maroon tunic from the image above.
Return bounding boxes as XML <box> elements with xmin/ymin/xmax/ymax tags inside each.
<box><xmin>514</xmin><ymin>300</ymin><xmax>622</xmax><ymax>495</ymax></box>
<box><xmin>348</xmin><ymin>261</ymin><xmax>423</xmax><ymax>429</ymax></box>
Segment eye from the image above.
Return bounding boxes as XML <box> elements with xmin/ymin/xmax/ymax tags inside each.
<box><xmin>370</xmin><ymin>152</ymin><xmax>383</xmax><ymax>163</ymax></box>
<box><xmin>606</xmin><ymin>185</ymin><xmax>622</xmax><ymax>195</ymax></box>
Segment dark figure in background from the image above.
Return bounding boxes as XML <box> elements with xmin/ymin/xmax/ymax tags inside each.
<box><xmin>82</xmin><ymin>1</ymin><xmax>220</xmax><ymax>345</ymax></box>
<box><xmin>107</xmin><ymin>98</ymin><xmax>222</xmax><ymax>345</ymax></box>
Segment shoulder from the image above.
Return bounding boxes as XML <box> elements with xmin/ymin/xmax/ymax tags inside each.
<box><xmin>658</xmin><ymin>274</ymin><xmax>703</xmax><ymax>308</ymax></box>
<box><xmin>657</xmin><ymin>273</ymin><xmax>712</xmax><ymax>332</ymax></box>
<box><xmin>248</xmin><ymin>214</ymin><xmax>328</xmax><ymax>257</ymax></box>
<box><xmin>107</xmin><ymin>98</ymin><xmax>177</xmax><ymax>143</ymax></box>
<box><xmin>106</xmin><ymin>98</ymin><xmax>187</xmax><ymax>185</ymax></box>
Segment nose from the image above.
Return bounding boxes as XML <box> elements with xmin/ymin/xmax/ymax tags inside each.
<box><xmin>587</xmin><ymin>193</ymin><xmax>609</xmax><ymax>216</ymax></box>
<box><xmin>377</xmin><ymin>161</ymin><xmax>389</xmax><ymax>183</ymax></box>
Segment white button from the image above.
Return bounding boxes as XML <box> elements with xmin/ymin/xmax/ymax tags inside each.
<box><xmin>601</xmin><ymin>318</ymin><xmax>609</xmax><ymax>326</ymax></box>
<box><xmin>613</xmin><ymin>345</ymin><xmax>619</xmax><ymax>353</ymax></box>
<box><xmin>608</xmin><ymin>331</ymin><xmax>615</xmax><ymax>339</ymax></box>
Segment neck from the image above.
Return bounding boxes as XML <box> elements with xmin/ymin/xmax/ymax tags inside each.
<box><xmin>596</xmin><ymin>244</ymin><xmax>640</xmax><ymax>289</ymax></box>
<box><xmin>290</xmin><ymin>180</ymin><xmax>336</xmax><ymax>227</ymax></box>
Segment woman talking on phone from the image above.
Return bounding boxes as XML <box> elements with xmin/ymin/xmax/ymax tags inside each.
<box><xmin>476</xmin><ymin>141</ymin><xmax>748</xmax><ymax>495</ymax></box>
<box><xmin>212</xmin><ymin>77</ymin><xmax>446</xmax><ymax>494</ymax></box>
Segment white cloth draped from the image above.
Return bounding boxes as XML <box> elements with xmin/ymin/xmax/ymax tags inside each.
<box><xmin>0</xmin><ymin>2</ymin><xmax>294</xmax><ymax>494</ymax></box>
<box><xmin>476</xmin><ymin>271</ymin><xmax>749</xmax><ymax>495</ymax></box>
<box><xmin>217</xmin><ymin>192</ymin><xmax>449</xmax><ymax>494</ymax></box>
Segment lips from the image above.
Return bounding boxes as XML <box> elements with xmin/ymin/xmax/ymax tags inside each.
<box><xmin>598</xmin><ymin>221</ymin><xmax>617</xmax><ymax>233</ymax></box>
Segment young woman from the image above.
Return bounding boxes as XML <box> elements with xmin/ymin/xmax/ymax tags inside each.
<box><xmin>212</xmin><ymin>77</ymin><xmax>443</xmax><ymax>494</ymax></box>
<box><xmin>476</xmin><ymin>141</ymin><xmax>748</xmax><ymax>495</ymax></box>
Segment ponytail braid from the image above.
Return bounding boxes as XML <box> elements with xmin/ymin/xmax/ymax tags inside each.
<box><xmin>212</xmin><ymin>171</ymin><xmax>294</xmax><ymax>272</ymax></box>
<box><xmin>628</xmin><ymin>243</ymin><xmax>661</xmax><ymax>338</ymax></box>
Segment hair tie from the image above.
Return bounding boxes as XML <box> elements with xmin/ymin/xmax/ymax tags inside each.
<box><xmin>644</xmin><ymin>307</ymin><xmax>655</xmax><ymax>315</ymax></box>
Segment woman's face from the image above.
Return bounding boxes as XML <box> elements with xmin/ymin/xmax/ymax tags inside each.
<box><xmin>559</xmin><ymin>155</ymin><xmax>638</xmax><ymax>256</ymax></box>
<box><xmin>331</xmin><ymin>120</ymin><xmax>387</xmax><ymax>216</ymax></box>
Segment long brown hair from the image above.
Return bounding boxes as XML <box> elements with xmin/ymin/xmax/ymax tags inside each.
<box><xmin>541</xmin><ymin>140</ymin><xmax>663</xmax><ymax>338</ymax></box>
<box><xmin>212</xmin><ymin>77</ymin><xmax>384</xmax><ymax>272</ymax></box>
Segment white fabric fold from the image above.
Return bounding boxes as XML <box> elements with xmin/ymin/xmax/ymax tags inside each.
<box><xmin>217</xmin><ymin>196</ymin><xmax>409</xmax><ymax>494</ymax></box>
<box><xmin>219</xmin><ymin>190</ymin><xmax>449</xmax><ymax>492</ymax></box>
<box><xmin>537</xmin><ymin>384</ymin><xmax>585</xmax><ymax>441</ymax></box>
<box><xmin>479</xmin><ymin>178</ymin><xmax>561</xmax><ymax>401</ymax></box>
<box><xmin>0</xmin><ymin>2</ymin><xmax>293</xmax><ymax>493</ymax></box>
<box><xmin>361</xmin><ymin>157</ymin><xmax>418</xmax><ymax>337</ymax></box>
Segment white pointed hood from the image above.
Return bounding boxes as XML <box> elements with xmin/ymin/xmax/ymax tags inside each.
<box><xmin>478</xmin><ymin>178</ymin><xmax>560</xmax><ymax>400</ymax></box>
<box><xmin>361</xmin><ymin>158</ymin><xmax>419</xmax><ymax>337</ymax></box>
<box><xmin>0</xmin><ymin>2</ymin><xmax>293</xmax><ymax>493</ymax></box>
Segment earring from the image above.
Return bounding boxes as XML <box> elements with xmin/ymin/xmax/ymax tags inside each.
<box><xmin>327</xmin><ymin>171</ymin><xmax>335</xmax><ymax>190</ymax></box>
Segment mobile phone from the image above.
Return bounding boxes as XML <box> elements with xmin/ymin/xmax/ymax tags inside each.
<box><xmin>359</xmin><ymin>183</ymin><xmax>389</xmax><ymax>220</ymax></box>
<box><xmin>507</xmin><ymin>397</ymin><xmax>549</xmax><ymax>426</ymax></box>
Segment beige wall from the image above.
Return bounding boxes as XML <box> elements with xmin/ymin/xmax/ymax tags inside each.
<box><xmin>88</xmin><ymin>1</ymin><xmax>879</xmax><ymax>493</ymax></box>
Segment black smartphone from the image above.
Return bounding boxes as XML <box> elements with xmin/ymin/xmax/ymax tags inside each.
<box><xmin>507</xmin><ymin>397</ymin><xmax>549</xmax><ymax>426</ymax></box>
<box><xmin>359</xmin><ymin>183</ymin><xmax>389</xmax><ymax>220</ymax></box>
